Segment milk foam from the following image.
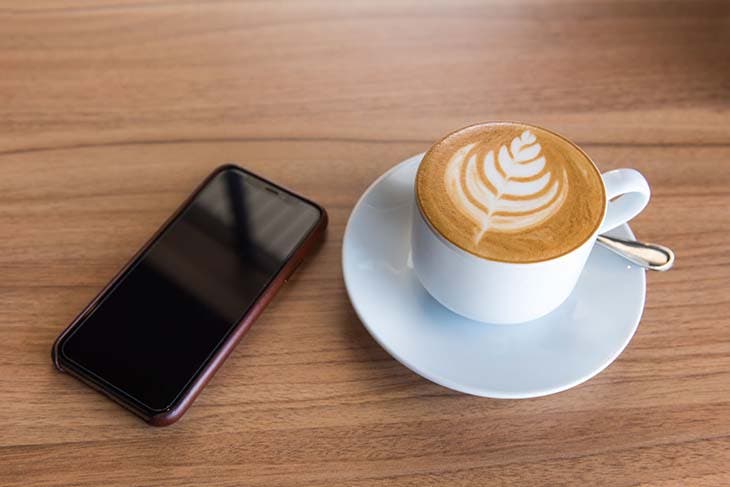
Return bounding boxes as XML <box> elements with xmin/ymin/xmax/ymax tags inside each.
<box><xmin>444</xmin><ymin>130</ymin><xmax>568</xmax><ymax>242</ymax></box>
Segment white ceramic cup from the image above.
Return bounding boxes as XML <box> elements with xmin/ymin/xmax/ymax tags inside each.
<box><xmin>411</xmin><ymin>152</ymin><xmax>650</xmax><ymax>325</ymax></box>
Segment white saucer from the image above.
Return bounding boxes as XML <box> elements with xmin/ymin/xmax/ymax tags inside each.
<box><xmin>342</xmin><ymin>154</ymin><xmax>646</xmax><ymax>398</ymax></box>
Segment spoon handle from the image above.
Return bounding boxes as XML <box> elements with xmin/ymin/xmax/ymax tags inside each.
<box><xmin>596</xmin><ymin>234</ymin><xmax>675</xmax><ymax>272</ymax></box>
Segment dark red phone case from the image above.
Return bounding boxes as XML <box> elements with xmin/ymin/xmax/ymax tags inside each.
<box><xmin>51</xmin><ymin>164</ymin><xmax>327</xmax><ymax>426</ymax></box>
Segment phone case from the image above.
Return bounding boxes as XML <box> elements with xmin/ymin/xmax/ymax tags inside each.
<box><xmin>51</xmin><ymin>164</ymin><xmax>328</xmax><ymax>426</ymax></box>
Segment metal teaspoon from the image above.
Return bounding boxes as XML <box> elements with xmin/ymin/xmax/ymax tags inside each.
<box><xmin>596</xmin><ymin>234</ymin><xmax>675</xmax><ymax>271</ymax></box>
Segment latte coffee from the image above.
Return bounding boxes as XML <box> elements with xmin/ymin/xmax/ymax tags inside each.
<box><xmin>416</xmin><ymin>122</ymin><xmax>606</xmax><ymax>263</ymax></box>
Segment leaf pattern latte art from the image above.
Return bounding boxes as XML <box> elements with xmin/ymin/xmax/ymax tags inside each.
<box><xmin>444</xmin><ymin>130</ymin><xmax>568</xmax><ymax>242</ymax></box>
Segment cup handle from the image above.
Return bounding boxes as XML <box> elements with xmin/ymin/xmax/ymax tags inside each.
<box><xmin>599</xmin><ymin>168</ymin><xmax>651</xmax><ymax>234</ymax></box>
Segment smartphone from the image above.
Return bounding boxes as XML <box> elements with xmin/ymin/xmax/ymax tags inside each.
<box><xmin>52</xmin><ymin>164</ymin><xmax>327</xmax><ymax>426</ymax></box>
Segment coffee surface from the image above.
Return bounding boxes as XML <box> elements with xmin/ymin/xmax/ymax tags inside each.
<box><xmin>416</xmin><ymin>122</ymin><xmax>606</xmax><ymax>263</ymax></box>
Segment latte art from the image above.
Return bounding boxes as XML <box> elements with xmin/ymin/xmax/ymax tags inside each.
<box><xmin>416</xmin><ymin>122</ymin><xmax>606</xmax><ymax>263</ymax></box>
<box><xmin>444</xmin><ymin>130</ymin><xmax>568</xmax><ymax>242</ymax></box>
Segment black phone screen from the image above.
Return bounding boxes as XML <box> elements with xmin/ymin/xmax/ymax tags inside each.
<box><xmin>59</xmin><ymin>166</ymin><xmax>321</xmax><ymax>414</ymax></box>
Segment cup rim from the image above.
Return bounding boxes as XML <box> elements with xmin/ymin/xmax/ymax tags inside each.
<box><xmin>415</xmin><ymin>121</ymin><xmax>608</xmax><ymax>265</ymax></box>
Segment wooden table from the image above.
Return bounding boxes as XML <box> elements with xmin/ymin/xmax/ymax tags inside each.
<box><xmin>2</xmin><ymin>1</ymin><xmax>729</xmax><ymax>485</ymax></box>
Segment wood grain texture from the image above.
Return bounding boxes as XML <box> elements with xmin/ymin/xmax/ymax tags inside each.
<box><xmin>1</xmin><ymin>1</ymin><xmax>729</xmax><ymax>485</ymax></box>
